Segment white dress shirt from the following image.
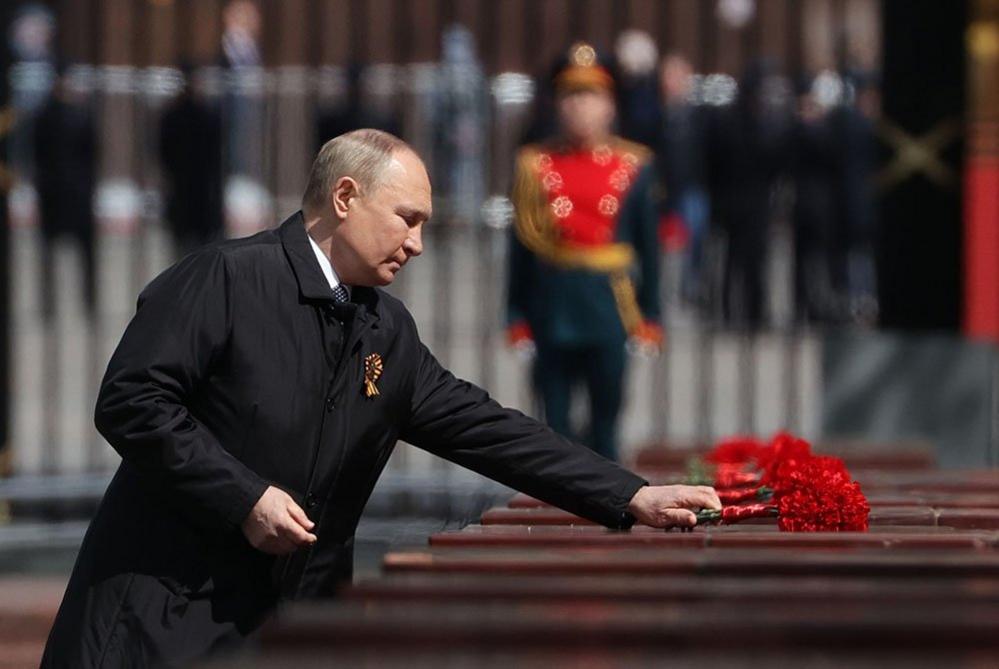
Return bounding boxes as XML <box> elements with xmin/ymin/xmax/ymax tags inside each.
<box><xmin>307</xmin><ymin>233</ymin><xmax>350</xmax><ymax>299</ymax></box>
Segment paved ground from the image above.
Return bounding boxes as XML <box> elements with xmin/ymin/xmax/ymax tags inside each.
<box><xmin>0</xmin><ymin>576</ymin><xmax>65</xmax><ymax>668</ymax></box>
<box><xmin>0</xmin><ymin>468</ymin><xmax>513</xmax><ymax>667</ymax></box>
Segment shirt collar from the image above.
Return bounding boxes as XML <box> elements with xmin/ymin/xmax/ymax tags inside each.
<box><xmin>279</xmin><ymin>212</ymin><xmax>382</xmax><ymax>321</ymax></box>
<box><xmin>307</xmin><ymin>231</ymin><xmax>350</xmax><ymax>299</ymax></box>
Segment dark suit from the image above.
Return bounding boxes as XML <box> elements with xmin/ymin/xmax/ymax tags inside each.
<box><xmin>34</xmin><ymin>94</ymin><xmax>98</xmax><ymax>318</ymax></box>
<box><xmin>42</xmin><ymin>212</ymin><xmax>647</xmax><ymax>666</ymax></box>
<box><xmin>159</xmin><ymin>91</ymin><xmax>224</xmax><ymax>256</ymax></box>
<box><xmin>710</xmin><ymin>103</ymin><xmax>790</xmax><ymax>329</ymax></box>
<box><xmin>791</xmin><ymin>112</ymin><xmax>837</xmax><ymax>323</ymax></box>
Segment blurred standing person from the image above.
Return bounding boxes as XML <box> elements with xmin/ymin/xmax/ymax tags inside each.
<box><xmin>710</xmin><ymin>59</ymin><xmax>792</xmax><ymax>329</ymax></box>
<box><xmin>657</xmin><ymin>53</ymin><xmax>711</xmax><ymax>307</ymax></box>
<box><xmin>220</xmin><ymin>0</ymin><xmax>261</xmax><ymax>70</ymax></box>
<box><xmin>615</xmin><ymin>30</ymin><xmax>661</xmax><ymax>148</ymax></box>
<box><xmin>433</xmin><ymin>24</ymin><xmax>488</xmax><ymax>224</ymax></box>
<box><xmin>220</xmin><ymin>0</ymin><xmax>268</xmax><ymax>235</ymax></box>
<box><xmin>34</xmin><ymin>63</ymin><xmax>97</xmax><ymax>320</ymax></box>
<box><xmin>7</xmin><ymin>4</ymin><xmax>56</xmax><ymax>193</ymax></box>
<box><xmin>315</xmin><ymin>64</ymin><xmax>402</xmax><ymax>150</ymax></box>
<box><xmin>507</xmin><ymin>43</ymin><xmax>663</xmax><ymax>461</ymax></box>
<box><xmin>159</xmin><ymin>66</ymin><xmax>224</xmax><ymax>258</ymax></box>
<box><xmin>220</xmin><ymin>0</ymin><xmax>263</xmax><ymax>177</ymax></box>
<box><xmin>520</xmin><ymin>64</ymin><xmax>558</xmax><ymax>147</ymax></box>
<box><xmin>830</xmin><ymin>70</ymin><xmax>880</xmax><ymax>324</ymax></box>
<box><xmin>790</xmin><ymin>73</ymin><xmax>838</xmax><ymax>323</ymax></box>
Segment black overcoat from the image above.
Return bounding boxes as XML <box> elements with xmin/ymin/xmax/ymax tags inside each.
<box><xmin>42</xmin><ymin>212</ymin><xmax>647</xmax><ymax>667</ymax></box>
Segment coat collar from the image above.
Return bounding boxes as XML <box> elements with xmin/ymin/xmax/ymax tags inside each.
<box><xmin>279</xmin><ymin>211</ymin><xmax>381</xmax><ymax>321</ymax></box>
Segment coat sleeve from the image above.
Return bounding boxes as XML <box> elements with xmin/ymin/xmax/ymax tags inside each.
<box><xmin>506</xmin><ymin>147</ymin><xmax>541</xmax><ymax>327</ymax></box>
<box><xmin>94</xmin><ymin>249</ymin><xmax>269</xmax><ymax>531</ymax></box>
<box><xmin>506</xmin><ymin>228</ymin><xmax>536</xmax><ymax>327</ymax></box>
<box><xmin>400</xmin><ymin>337</ymin><xmax>648</xmax><ymax>529</ymax></box>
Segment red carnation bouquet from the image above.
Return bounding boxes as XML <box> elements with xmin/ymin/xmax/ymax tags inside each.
<box><xmin>691</xmin><ymin>432</ymin><xmax>870</xmax><ymax>532</ymax></box>
<box><xmin>685</xmin><ymin>436</ymin><xmax>766</xmax><ymax>489</ymax></box>
<box><xmin>704</xmin><ymin>436</ymin><xmax>767</xmax><ymax>466</ymax></box>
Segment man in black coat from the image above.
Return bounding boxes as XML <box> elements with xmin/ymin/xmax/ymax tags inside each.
<box><xmin>34</xmin><ymin>67</ymin><xmax>98</xmax><ymax>320</ymax></box>
<box><xmin>710</xmin><ymin>60</ymin><xmax>792</xmax><ymax>329</ymax></box>
<box><xmin>42</xmin><ymin>129</ymin><xmax>720</xmax><ymax>667</ymax></box>
<box><xmin>159</xmin><ymin>66</ymin><xmax>224</xmax><ymax>257</ymax></box>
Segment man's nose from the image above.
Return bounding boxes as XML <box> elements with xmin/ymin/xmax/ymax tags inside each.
<box><xmin>404</xmin><ymin>226</ymin><xmax>423</xmax><ymax>257</ymax></box>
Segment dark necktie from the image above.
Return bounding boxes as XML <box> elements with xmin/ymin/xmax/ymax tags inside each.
<box><xmin>332</xmin><ymin>284</ymin><xmax>349</xmax><ymax>303</ymax></box>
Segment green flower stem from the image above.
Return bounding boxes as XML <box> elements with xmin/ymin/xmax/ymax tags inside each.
<box><xmin>695</xmin><ymin>508</ymin><xmax>722</xmax><ymax>524</ymax></box>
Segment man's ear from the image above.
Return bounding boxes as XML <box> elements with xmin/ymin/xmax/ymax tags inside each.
<box><xmin>331</xmin><ymin>176</ymin><xmax>360</xmax><ymax>221</ymax></box>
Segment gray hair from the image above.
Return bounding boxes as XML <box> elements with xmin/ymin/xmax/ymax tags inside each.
<box><xmin>302</xmin><ymin>128</ymin><xmax>412</xmax><ymax>212</ymax></box>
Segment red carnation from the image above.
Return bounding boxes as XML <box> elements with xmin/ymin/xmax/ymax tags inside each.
<box><xmin>767</xmin><ymin>454</ymin><xmax>848</xmax><ymax>494</ymax></box>
<box><xmin>758</xmin><ymin>432</ymin><xmax>813</xmax><ymax>487</ymax></box>
<box><xmin>713</xmin><ymin>464</ymin><xmax>761</xmax><ymax>489</ymax></box>
<box><xmin>773</xmin><ymin>457</ymin><xmax>870</xmax><ymax>532</ymax></box>
<box><xmin>705</xmin><ymin>436</ymin><xmax>766</xmax><ymax>465</ymax></box>
<box><xmin>690</xmin><ymin>433</ymin><xmax>870</xmax><ymax>532</ymax></box>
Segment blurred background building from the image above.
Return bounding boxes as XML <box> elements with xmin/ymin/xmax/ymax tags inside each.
<box><xmin>0</xmin><ymin>0</ymin><xmax>995</xmax><ymax>583</ymax></box>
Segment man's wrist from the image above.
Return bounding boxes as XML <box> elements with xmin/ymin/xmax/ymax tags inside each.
<box><xmin>228</xmin><ymin>479</ymin><xmax>271</xmax><ymax>530</ymax></box>
<box><xmin>627</xmin><ymin>484</ymin><xmax>649</xmax><ymax>516</ymax></box>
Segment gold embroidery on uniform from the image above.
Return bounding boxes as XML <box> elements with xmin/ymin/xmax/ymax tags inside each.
<box><xmin>542</xmin><ymin>171</ymin><xmax>564</xmax><ymax>192</ymax></box>
<box><xmin>551</xmin><ymin>195</ymin><xmax>574</xmax><ymax>218</ymax></box>
<box><xmin>511</xmin><ymin>144</ymin><xmax>651</xmax><ymax>334</ymax></box>
<box><xmin>571</xmin><ymin>42</ymin><xmax>597</xmax><ymax>67</ymax></box>
<box><xmin>592</xmin><ymin>144</ymin><xmax>613</xmax><ymax>165</ymax></box>
<box><xmin>609</xmin><ymin>167</ymin><xmax>632</xmax><ymax>192</ymax></box>
<box><xmin>598</xmin><ymin>194</ymin><xmax>619</xmax><ymax>217</ymax></box>
<box><xmin>610</xmin><ymin>273</ymin><xmax>644</xmax><ymax>334</ymax></box>
<box><xmin>512</xmin><ymin>146</ymin><xmax>636</xmax><ymax>271</ymax></box>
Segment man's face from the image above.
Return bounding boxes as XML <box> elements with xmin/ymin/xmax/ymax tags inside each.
<box><xmin>331</xmin><ymin>149</ymin><xmax>431</xmax><ymax>287</ymax></box>
<box><xmin>557</xmin><ymin>89</ymin><xmax>615</xmax><ymax>144</ymax></box>
<box><xmin>661</xmin><ymin>56</ymin><xmax>693</xmax><ymax>102</ymax></box>
<box><xmin>224</xmin><ymin>0</ymin><xmax>261</xmax><ymax>38</ymax></box>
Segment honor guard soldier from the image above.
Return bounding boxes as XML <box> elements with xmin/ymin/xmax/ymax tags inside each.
<box><xmin>507</xmin><ymin>42</ymin><xmax>663</xmax><ymax>462</ymax></box>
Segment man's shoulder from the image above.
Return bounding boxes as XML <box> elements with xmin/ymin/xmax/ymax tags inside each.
<box><xmin>516</xmin><ymin>139</ymin><xmax>567</xmax><ymax>163</ymax></box>
<box><xmin>371</xmin><ymin>287</ymin><xmax>416</xmax><ymax>332</ymax></box>
<box><xmin>514</xmin><ymin>143</ymin><xmax>546</xmax><ymax>174</ymax></box>
<box><xmin>174</xmin><ymin>228</ymin><xmax>288</xmax><ymax>282</ymax></box>
<box><xmin>609</xmin><ymin>136</ymin><xmax>653</xmax><ymax>164</ymax></box>
<box><xmin>210</xmin><ymin>227</ymin><xmax>283</xmax><ymax>263</ymax></box>
<box><xmin>142</xmin><ymin>229</ymin><xmax>285</xmax><ymax>297</ymax></box>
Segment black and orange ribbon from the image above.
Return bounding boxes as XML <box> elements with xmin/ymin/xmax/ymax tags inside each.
<box><xmin>363</xmin><ymin>353</ymin><xmax>383</xmax><ymax>398</ymax></box>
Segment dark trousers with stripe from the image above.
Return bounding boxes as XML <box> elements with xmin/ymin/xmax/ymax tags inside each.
<box><xmin>533</xmin><ymin>341</ymin><xmax>626</xmax><ymax>462</ymax></box>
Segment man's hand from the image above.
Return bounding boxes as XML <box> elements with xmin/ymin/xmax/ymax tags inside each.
<box><xmin>627</xmin><ymin>484</ymin><xmax>722</xmax><ymax>528</ymax></box>
<box><xmin>241</xmin><ymin>486</ymin><xmax>318</xmax><ymax>554</ymax></box>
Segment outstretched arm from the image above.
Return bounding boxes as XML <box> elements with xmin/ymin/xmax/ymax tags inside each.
<box><xmin>400</xmin><ymin>337</ymin><xmax>718</xmax><ymax>528</ymax></box>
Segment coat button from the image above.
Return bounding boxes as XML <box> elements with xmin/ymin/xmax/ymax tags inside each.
<box><xmin>325</xmin><ymin>397</ymin><xmax>335</xmax><ymax>412</ymax></box>
<box><xmin>305</xmin><ymin>493</ymin><xmax>318</xmax><ymax>508</ymax></box>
